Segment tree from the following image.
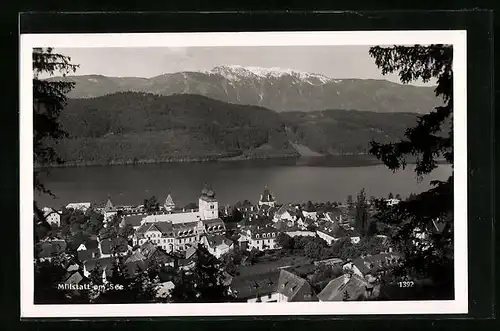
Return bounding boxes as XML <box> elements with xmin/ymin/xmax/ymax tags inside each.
<box><xmin>388</xmin><ymin>192</ymin><xmax>394</xmax><ymax>199</ymax></box>
<box><xmin>143</xmin><ymin>196</ymin><xmax>160</xmax><ymax>213</ymax></box>
<box><xmin>170</xmin><ymin>245</ymin><xmax>233</xmax><ymax>303</ymax></box>
<box><xmin>304</xmin><ymin>240</ymin><xmax>324</xmax><ymax>259</ymax></box>
<box><xmin>276</xmin><ymin>233</ymin><xmax>294</xmax><ymax>250</ymax></box>
<box><xmin>346</xmin><ymin>195</ymin><xmax>354</xmax><ymax>210</ymax></box>
<box><xmin>33</xmin><ymin>48</ymin><xmax>78</xmax><ymax>195</ymax></box>
<box><xmin>355</xmin><ymin>188</ymin><xmax>369</xmax><ymax>236</ymax></box>
<box><xmin>368</xmin><ymin>44</ymin><xmax>454</xmax><ymax>299</ymax></box>
<box><xmin>34</xmin><ymin>259</ymin><xmax>70</xmax><ymax>304</ymax></box>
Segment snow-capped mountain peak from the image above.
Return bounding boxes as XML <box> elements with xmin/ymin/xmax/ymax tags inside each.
<box><xmin>205</xmin><ymin>65</ymin><xmax>339</xmax><ymax>85</ymax></box>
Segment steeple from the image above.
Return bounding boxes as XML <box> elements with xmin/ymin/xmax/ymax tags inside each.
<box><xmin>164</xmin><ymin>192</ymin><xmax>175</xmax><ymax>211</ymax></box>
<box><xmin>104</xmin><ymin>196</ymin><xmax>114</xmax><ymax>212</ymax></box>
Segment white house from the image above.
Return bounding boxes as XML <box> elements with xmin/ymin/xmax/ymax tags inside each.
<box><xmin>238</xmin><ymin>226</ymin><xmax>279</xmax><ymax>251</ymax></box>
<box><xmin>273</xmin><ymin>204</ymin><xmax>300</xmax><ymax>224</ymax></box>
<box><xmin>200</xmin><ymin>234</ymin><xmax>234</xmax><ymax>258</ymax></box>
<box><xmin>66</xmin><ymin>202</ymin><xmax>91</xmax><ymax>212</ymax></box>
<box><xmin>285</xmin><ymin>230</ymin><xmax>316</xmax><ymax>238</ymax></box>
<box><xmin>43</xmin><ymin>208</ymin><xmax>61</xmax><ymax>226</ymax></box>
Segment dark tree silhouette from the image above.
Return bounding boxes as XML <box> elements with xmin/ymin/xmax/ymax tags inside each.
<box><xmin>33</xmin><ymin>48</ymin><xmax>78</xmax><ymax>194</ymax></box>
<box><xmin>355</xmin><ymin>188</ymin><xmax>369</xmax><ymax>236</ymax></box>
<box><xmin>368</xmin><ymin>44</ymin><xmax>454</xmax><ymax>299</ymax></box>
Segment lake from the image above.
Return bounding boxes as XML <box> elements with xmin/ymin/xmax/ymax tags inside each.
<box><xmin>35</xmin><ymin>156</ymin><xmax>453</xmax><ymax>209</ymax></box>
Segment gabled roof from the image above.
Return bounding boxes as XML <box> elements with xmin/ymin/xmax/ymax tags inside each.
<box><xmin>231</xmin><ymin>270</ymin><xmax>281</xmax><ymax>300</ymax></box>
<box><xmin>276</xmin><ymin>269</ymin><xmax>317</xmax><ymax>302</ymax></box>
<box><xmin>351</xmin><ymin>252</ymin><xmax>402</xmax><ymax>275</ymax></box>
<box><xmin>203</xmin><ymin>234</ymin><xmax>233</xmax><ymax>248</ymax></box>
<box><xmin>317</xmin><ymin>274</ymin><xmax>372</xmax><ymax>301</ymax></box>
<box><xmin>123</xmin><ymin>214</ymin><xmax>144</xmax><ymax>227</ymax></box>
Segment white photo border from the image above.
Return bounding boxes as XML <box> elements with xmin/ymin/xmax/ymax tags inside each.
<box><xmin>20</xmin><ymin>30</ymin><xmax>468</xmax><ymax>318</ymax></box>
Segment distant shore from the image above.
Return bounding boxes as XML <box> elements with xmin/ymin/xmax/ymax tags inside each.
<box><xmin>34</xmin><ymin>153</ymin><xmax>448</xmax><ymax>170</ymax></box>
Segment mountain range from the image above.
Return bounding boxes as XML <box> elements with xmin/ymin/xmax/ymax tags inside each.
<box><xmin>42</xmin><ymin>92</ymin><xmax>421</xmax><ymax>167</ymax></box>
<box><xmin>48</xmin><ymin>65</ymin><xmax>441</xmax><ymax>114</ymax></box>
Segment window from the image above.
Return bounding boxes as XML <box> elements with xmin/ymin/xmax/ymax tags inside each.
<box><xmin>210</xmin><ymin>205</ymin><xmax>214</xmax><ymax>209</ymax></box>
<box><xmin>272</xmin><ymin>233</ymin><xmax>276</xmax><ymax>237</ymax></box>
<box><xmin>256</xmin><ymin>234</ymin><xmax>260</xmax><ymax>239</ymax></box>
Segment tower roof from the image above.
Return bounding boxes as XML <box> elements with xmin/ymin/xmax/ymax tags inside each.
<box><xmin>104</xmin><ymin>197</ymin><xmax>114</xmax><ymax>211</ymax></box>
<box><xmin>260</xmin><ymin>186</ymin><xmax>275</xmax><ymax>202</ymax></box>
<box><xmin>165</xmin><ymin>194</ymin><xmax>175</xmax><ymax>207</ymax></box>
<box><xmin>201</xmin><ymin>183</ymin><xmax>215</xmax><ymax>198</ymax></box>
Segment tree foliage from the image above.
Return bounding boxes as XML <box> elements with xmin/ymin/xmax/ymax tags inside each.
<box><xmin>170</xmin><ymin>245</ymin><xmax>233</xmax><ymax>303</ymax></box>
<box><xmin>33</xmin><ymin>48</ymin><xmax>78</xmax><ymax>194</ymax></box>
<box><xmin>355</xmin><ymin>188</ymin><xmax>369</xmax><ymax>236</ymax></box>
<box><xmin>368</xmin><ymin>44</ymin><xmax>454</xmax><ymax>299</ymax></box>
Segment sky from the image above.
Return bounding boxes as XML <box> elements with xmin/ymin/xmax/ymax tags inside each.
<box><xmin>52</xmin><ymin>46</ymin><xmax>434</xmax><ymax>86</ymax></box>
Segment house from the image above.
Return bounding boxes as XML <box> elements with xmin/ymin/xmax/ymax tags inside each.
<box><xmin>133</xmin><ymin>220</ymin><xmax>202</xmax><ymax>253</ymax></box>
<box><xmin>276</xmin><ymin>269</ymin><xmax>317</xmax><ymax>302</ymax></box>
<box><xmin>126</xmin><ymin>241</ymin><xmax>175</xmax><ymax>268</ymax></box>
<box><xmin>386</xmin><ymin>198</ymin><xmax>400</xmax><ymax>206</ymax></box>
<box><xmin>66</xmin><ymin>202</ymin><xmax>91</xmax><ymax>212</ymax></box>
<box><xmin>272</xmin><ymin>204</ymin><xmax>301</xmax><ymax>224</ymax></box>
<box><xmin>200</xmin><ymin>234</ymin><xmax>234</xmax><ymax>258</ymax></box>
<box><xmin>98</xmin><ymin>237</ymin><xmax>130</xmax><ymax>258</ymax></box>
<box><xmin>238</xmin><ymin>225</ymin><xmax>279</xmax><ymax>251</ymax></box>
<box><xmin>297</xmin><ymin>217</ymin><xmax>316</xmax><ymax>230</ymax></box>
<box><xmin>122</xmin><ymin>214</ymin><xmax>146</xmax><ymax>230</ymax></box>
<box><xmin>316</xmin><ymin>223</ymin><xmax>347</xmax><ymax>245</ymax></box>
<box><xmin>76</xmin><ymin>237</ymin><xmax>101</xmax><ymax>262</ymax></box>
<box><xmin>258</xmin><ymin>186</ymin><xmax>276</xmax><ymax>208</ymax></box>
<box><xmin>231</xmin><ymin>270</ymin><xmax>281</xmax><ymax>302</ymax></box>
<box><xmin>317</xmin><ymin>273</ymin><xmax>379</xmax><ymax>301</ymax></box>
<box><xmin>302</xmin><ymin>210</ymin><xmax>318</xmax><ymax>222</ymax></box>
<box><xmin>35</xmin><ymin>239</ymin><xmax>67</xmax><ymax>262</ymax></box>
<box><xmin>285</xmin><ymin>230</ymin><xmax>316</xmax><ymax>238</ymax></box>
<box><xmin>343</xmin><ymin>252</ymin><xmax>402</xmax><ymax>280</ymax></box>
<box><xmin>324</xmin><ymin>210</ymin><xmax>343</xmax><ymax>224</ymax></box>
<box><xmin>42</xmin><ymin>208</ymin><xmax>61</xmax><ymax>226</ymax></box>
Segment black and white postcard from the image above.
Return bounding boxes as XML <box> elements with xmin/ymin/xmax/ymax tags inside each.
<box><xmin>20</xmin><ymin>30</ymin><xmax>467</xmax><ymax>317</ymax></box>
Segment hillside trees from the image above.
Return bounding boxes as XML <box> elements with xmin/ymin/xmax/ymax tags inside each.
<box><xmin>368</xmin><ymin>44</ymin><xmax>454</xmax><ymax>299</ymax></box>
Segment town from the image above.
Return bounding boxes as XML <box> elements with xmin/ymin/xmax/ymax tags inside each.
<box><xmin>34</xmin><ymin>184</ymin><xmax>445</xmax><ymax>304</ymax></box>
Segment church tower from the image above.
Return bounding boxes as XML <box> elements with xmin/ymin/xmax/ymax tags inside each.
<box><xmin>198</xmin><ymin>183</ymin><xmax>219</xmax><ymax>220</ymax></box>
<box><xmin>258</xmin><ymin>185</ymin><xmax>276</xmax><ymax>207</ymax></box>
<box><xmin>164</xmin><ymin>192</ymin><xmax>175</xmax><ymax>212</ymax></box>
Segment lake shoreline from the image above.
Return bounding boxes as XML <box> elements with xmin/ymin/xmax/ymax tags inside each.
<box><xmin>35</xmin><ymin>153</ymin><xmax>382</xmax><ymax>170</ymax></box>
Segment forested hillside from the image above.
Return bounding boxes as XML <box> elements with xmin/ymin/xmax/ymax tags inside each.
<box><xmin>42</xmin><ymin>92</ymin><xmax>420</xmax><ymax>167</ymax></box>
